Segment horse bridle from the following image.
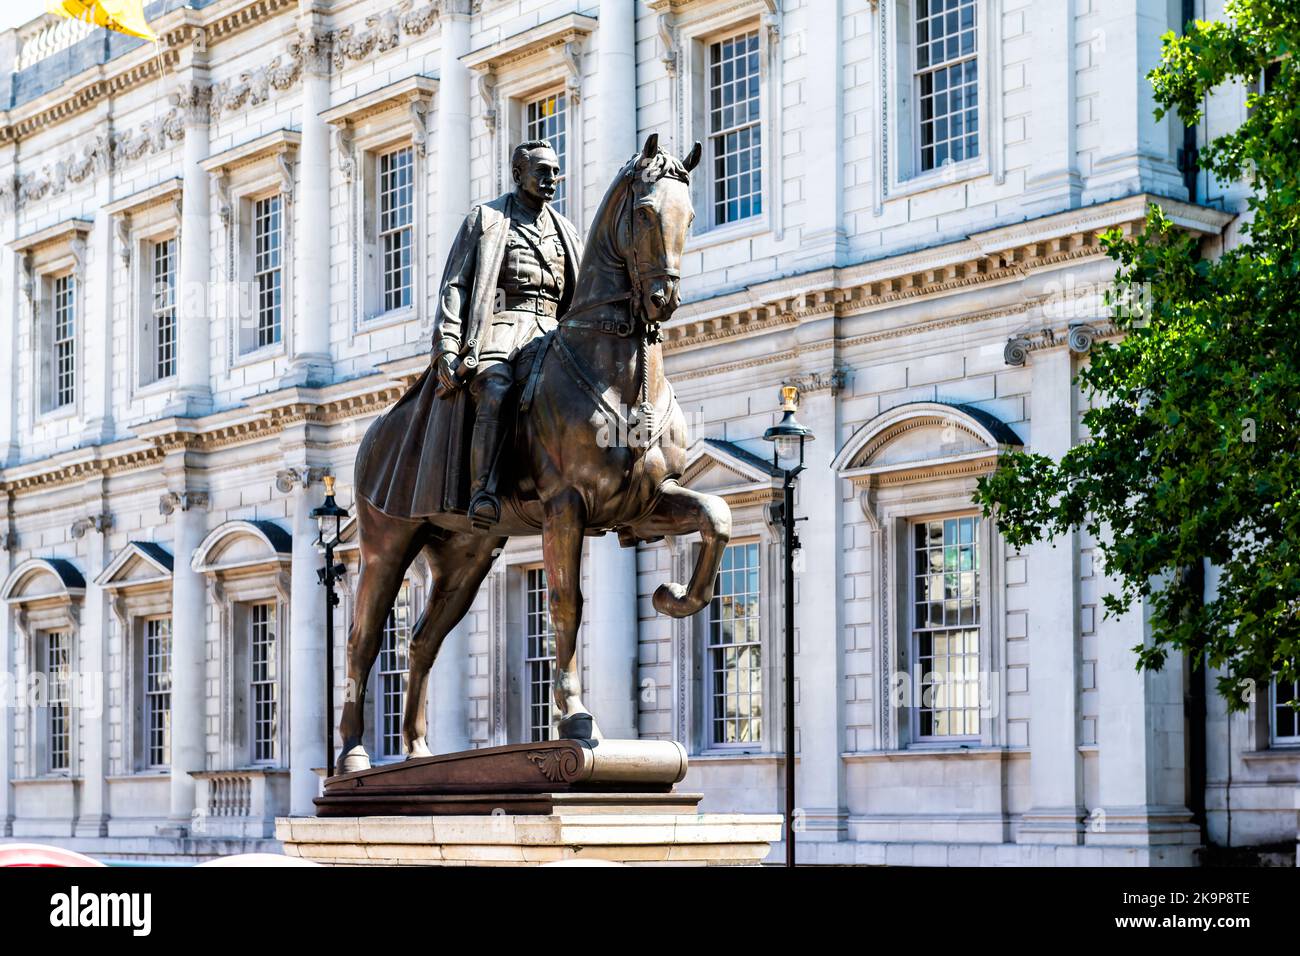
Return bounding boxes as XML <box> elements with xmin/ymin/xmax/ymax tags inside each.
<box><xmin>560</xmin><ymin>161</ymin><xmax>685</xmax><ymax>344</ymax></box>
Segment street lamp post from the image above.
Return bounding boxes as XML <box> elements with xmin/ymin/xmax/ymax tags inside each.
<box><xmin>311</xmin><ymin>475</ymin><xmax>349</xmax><ymax>779</ymax></box>
<box><xmin>763</xmin><ymin>385</ymin><xmax>814</xmax><ymax>868</ymax></box>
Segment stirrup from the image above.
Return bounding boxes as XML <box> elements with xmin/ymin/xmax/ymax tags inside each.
<box><xmin>468</xmin><ymin>490</ymin><xmax>501</xmax><ymax>530</ymax></box>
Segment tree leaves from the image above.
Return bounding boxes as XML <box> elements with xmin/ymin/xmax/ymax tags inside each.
<box><xmin>975</xmin><ymin>0</ymin><xmax>1300</xmax><ymax>708</ymax></box>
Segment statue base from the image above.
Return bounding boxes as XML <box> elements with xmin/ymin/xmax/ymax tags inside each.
<box><xmin>281</xmin><ymin>739</ymin><xmax>782</xmax><ymax>865</ymax></box>
<box><xmin>276</xmin><ymin>808</ymin><xmax>782</xmax><ymax>866</ymax></box>
<box><xmin>313</xmin><ymin>738</ymin><xmax>690</xmax><ymax>816</ymax></box>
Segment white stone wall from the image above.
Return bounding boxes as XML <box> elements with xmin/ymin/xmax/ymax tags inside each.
<box><xmin>0</xmin><ymin>0</ymin><xmax>1290</xmax><ymax>864</ymax></box>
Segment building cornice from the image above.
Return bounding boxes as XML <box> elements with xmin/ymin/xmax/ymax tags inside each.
<box><xmin>102</xmin><ymin>177</ymin><xmax>183</xmax><ymax>218</ymax></box>
<box><xmin>663</xmin><ymin>193</ymin><xmax>1233</xmax><ymax>355</ymax></box>
<box><xmin>8</xmin><ymin>216</ymin><xmax>92</xmax><ymax>254</ymax></box>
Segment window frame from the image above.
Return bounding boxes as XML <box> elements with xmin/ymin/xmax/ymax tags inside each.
<box><xmin>679</xmin><ymin>12</ymin><xmax>778</xmax><ymax>248</ymax></box>
<box><xmin>703</xmin><ymin>27</ymin><xmax>764</xmax><ymax>230</ymax></box>
<box><xmin>375</xmin><ymin>144</ymin><xmax>416</xmax><ymax>316</ymax></box>
<box><xmin>375</xmin><ymin>580</ymin><xmax>413</xmax><ymax>760</ymax></box>
<box><xmin>702</xmin><ymin>539</ymin><xmax>765</xmax><ymax>749</ymax></box>
<box><xmin>522</xmin><ymin>88</ymin><xmax>571</xmax><ymax>218</ymax></box>
<box><xmin>147</xmin><ymin>236</ymin><xmax>179</xmax><ymax>385</ymax></box>
<box><xmin>873</xmin><ymin>0</ymin><xmax>999</xmax><ymax>206</ymax></box>
<box><xmin>911</xmin><ymin>0</ymin><xmax>980</xmax><ymax>175</ymax></box>
<box><xmin>201</xmin><ymin>133</ymin><xmax>299</xmax><ymax>371</ymax></box>
<box><xmin>44</xmin><ymin>628</ymin><xmax>72</xmax><ymax>774</ymax></box>
<box><xmin>140</xmin><ymin>615</ymin><xmax>173</xmax><ymax>771</ymax></box>
<box><xmin>523</xmin><ymin>564</ymin><xmax>557</xmax><ymax>743</ymax></box>
<box><xmin>247</xmin><ymin>600</ymin><xmax>281</xmax><ymax>767</ymax></box>
<box><xmin>1269</xmin><ymin>676</ymin><xmax>1300</xmax><ymax>747</ymax></box>
<box><xmin>907</xmin><ymin>513</ymin><xmax>983</xmax><ymax>743</ymax></box>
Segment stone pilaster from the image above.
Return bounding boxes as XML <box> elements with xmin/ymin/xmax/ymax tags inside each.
<box><xmin>72</xmin><ymin>501</ymin><xmax>112</xmax><ymax>837</ymax></box>
<box><xmin>435</xmin><ymin>5</ymin><xmax>473</xmax><ymax>268</ymax></box>
<box><xmin>282</xmin><ymin>466</ymin><xmax>327</xmax><ymax>815</ymax></box>
<box><xmin>284</xmin><ymin>24</ymin><xmax>333</xmax><ymax>386</ymax></box>
<box><xmin>430</xmin><ymin>618</ymin><xmax>471</xmax><ymax>753</ymax></box>
<box><xmin>81</xmin><ymin>106</ymin><xmax>115</xmax><ymax>443</ymax></box>
<box><xmin>786</xmin><ymin>371</ymin><xmax>847</xmax><ymax>842</ymax></box>
<box><xmin>597</xmin><ymin>0</ymin><xmax>637</xmax><ymax>187</ymax></box>
<box><xmin>159</xmin><ymin>488</ymin><xmax>209</xmax><ymax>826</ymax></box>
<box><xmin>172</xmin><ymin>81</ymin><xmax>213</xmax><ymax>416</ymax></box>
<box><xmin>584</xmin><ymin>534</ymin><xmax>638</xmax><ymax>740</ymax></box>
<box><xmin>1090</xmin><ymin>574</ymin><xmax>1199</xmax><ymax>853</ymax></box>
<box><xmin>1017</xmin><ymin>346</ymin><xmax>1084</xmax><ymax>844</ymax></box>
<box><xmin>792</xmin><ymin>0</ymin><xmax>844</xmax><ymax>267</ymax></box>
<box><xmin>1022</xmin><ymin>0</ymin><xmax>1081</xmax><ymax>212</ymax></box>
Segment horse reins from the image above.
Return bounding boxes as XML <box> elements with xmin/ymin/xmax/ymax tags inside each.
<box><xmin>559</xmin><ymin>159</ymin><xmax>686</xmax><ymax>432</ymax></box>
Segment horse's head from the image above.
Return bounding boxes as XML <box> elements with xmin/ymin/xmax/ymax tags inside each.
<box><xmin>621</xmin><ymin>134</ymin><xmax>702</xmax><ymax>328</ymax></box>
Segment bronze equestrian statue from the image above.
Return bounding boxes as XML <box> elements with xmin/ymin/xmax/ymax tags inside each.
<box><xmin>339</xmin><ymin>134</ymin><xmax>729</xmax><ymax>773</ymax></box>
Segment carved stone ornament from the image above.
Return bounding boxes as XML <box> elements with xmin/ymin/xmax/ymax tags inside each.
<box><xmin>159</xmin><ymin>491</ymin><xmax>209</xmax><ymax>515</ymax></box>
<box><xmin>275</xmin><ymin>466</ymin><xmax>329</xmax><ymax>493</ymax></box>
<box><xmin>70</xmin><ymin>514</ymin><xmax>113</xmax><ymax>538</ymax></box>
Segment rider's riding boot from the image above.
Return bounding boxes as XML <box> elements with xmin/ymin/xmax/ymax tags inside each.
<box><xmin>467</xmin><ymin>415</ymin><xmax>507</xmax><ymax>529</ymax></box>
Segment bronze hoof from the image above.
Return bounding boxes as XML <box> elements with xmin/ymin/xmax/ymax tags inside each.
<box><xmin>556</xmin><ymin>712</ymin><xmax>595</xmax><ymax>740</ymax></box>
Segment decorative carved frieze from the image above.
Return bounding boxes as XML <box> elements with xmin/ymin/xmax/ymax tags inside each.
<box><xmin>212</xmin><ymin>47</ymin><xmax>304</xmax><ymax>120</ymax></box>
<box><xmin>159</xmin><ymin>491</ymin><xmax>209</xmax><ymax>515</ymax></box>
<box><xmin>333</xmin><ymin>1</ymin><xmax>440</xmax><ymax>72</ymax></box>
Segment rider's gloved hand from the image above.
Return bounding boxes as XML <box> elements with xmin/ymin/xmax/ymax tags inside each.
<box><xmin>435</xmin><ymin>351</ymin><xmax>458</xmax><ymax>392</ymax></box>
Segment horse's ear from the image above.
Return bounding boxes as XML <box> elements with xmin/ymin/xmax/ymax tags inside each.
<box><xmin>683</xmin><ymin>141</ymin><xmax>702</xmax><ymax>173</ymax></box>
<box><xmin>641</xmin><ymin>133</ymin><xmax>659</xmax><ymax>161</ymax></box>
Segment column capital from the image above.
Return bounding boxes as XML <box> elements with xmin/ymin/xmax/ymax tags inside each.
<box><xmin>1004</xmin><ymin>321</ymin><xmax>1110</xmax><ymax>366</ymax></box>
<box><xmin>70</xmin><ymin>513</ymin><xmax>112</xmax><ymax>538</ymax></box>
<box><xmin>782</xmin><ymin>368</ymin><xmax>848</xmax><ymax>396</ymax></box>
<box><xmin>295</xmin><ymin>26</ymin><xmax>333</xmax><ymax>78</ymax></box>
<box><xmin>275</xmin><ymin>466</ymin><xmax>329</xmax><ymax>493</ymax></box>
<box><xmin>170</xmin><ymin>82</ymin><xmax>212</xmax><ymax>127</ymax></box>
<box><xmin>159</xmin><ymin>491</ymin><xmax>209</xmax><ymax>515</ymax></box>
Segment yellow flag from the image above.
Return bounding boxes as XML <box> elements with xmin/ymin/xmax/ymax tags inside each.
<box><xmin>46</xmin><ymin>0</ymin><xmax>158</xmax><ymax>42</ymax></box>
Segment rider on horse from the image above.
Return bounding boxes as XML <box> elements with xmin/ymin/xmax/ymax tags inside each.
<box><xmin>432</xmin><ymin>140</ymin><xmax>584</xmax><ymax>529</ymax></box>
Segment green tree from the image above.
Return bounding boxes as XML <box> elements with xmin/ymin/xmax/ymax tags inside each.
<box><xmin>973</xmin><ymin>0</ymin><xmax>1299</xmax><ymax>707</ymax></box>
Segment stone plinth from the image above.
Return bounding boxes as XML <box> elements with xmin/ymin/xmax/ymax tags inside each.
<box><xmin>314</xmin><ymin>739</ymin><xmax>690</xmax><ymax>816</ymax></box>
<box><xmin>276</xmin><ymin>809</ymin><xmax>783</xmax><ymax>866</ymax></box>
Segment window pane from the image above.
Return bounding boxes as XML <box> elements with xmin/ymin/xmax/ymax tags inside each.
<box><xmin>914</xmin><ymin>0</ymin><xmax>979</xmax><ymax>172</ymax></box>
<box><xmin>379</xmin><ymin>147</ymin><xmax>415</xmax><ymax>312</ymax></box>
<box><xmin>253</xmin><ymin>196</ymin><xmax>282</xmax><ymax>348</ymax></box>
<box><xmin>378</xmin><ymin>582</ymin><xmax>412</xmax><ymax>758</ymax></box>
<box><xmin>525</xmin><ymin>91</ymin><xmax>568</xmax><ymax>216</ymax></box>
<box><xmin>912</xmin><ymin>517</ymin><xmax>981</xmax><ymax>739</ymax></box>
<box><xmin>708</xmin><ymin>542</ymin><xmax>762</xmax><ymax>745</ymax></box>
<box><xmin>709</xmin><ymin>30</ymin><xmax>762</xmax><ymax>225</ymax></box>
<box><xmin>250</xmin><ymin>603</ymin><xmax>278</xmax><ymax>762</ymax></box>
<box><xmin>526</xmin><ymin>567</ymin><xmax>556</xmax><ymax>741</ymax></box>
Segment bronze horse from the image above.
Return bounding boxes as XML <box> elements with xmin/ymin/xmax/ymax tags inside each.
<box><xmin>338</xmin><ymin>135</ymin><xmax>732</xmax><ymax>772</ymax></box>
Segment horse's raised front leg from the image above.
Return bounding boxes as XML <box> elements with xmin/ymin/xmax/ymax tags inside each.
<box><xmin>402</xmin><ymin>531</ymin><xmax>507</xmax><ymax>757</ymax></box>
<box><xmin>337</xmin><ymin>497</ymin><xmax>428</xmax><ymax>774</ymax></box>
<box><xmin>630</xmin><ymin>479</ymin><xmax>732</xmax><ymax>618</ymax></box>
<box><xmin>541</xmin><ymin>489</ymin><xmax>601</xmax><ymax>740</ymax></box>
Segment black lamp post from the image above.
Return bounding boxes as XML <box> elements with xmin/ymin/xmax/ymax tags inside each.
<box><xmin>763</xmin><ymin>384</ymin><xmax>814</xmax><ymax>868</ymax></box>
<box><xmin>311</xmin><ymin>474</ymin><xmax>348</xmax><ymax>778</ymax></box>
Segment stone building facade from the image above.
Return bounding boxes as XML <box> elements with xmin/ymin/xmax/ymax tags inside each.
<box><xmin>0</xmin><ymin>0</ymin><xmax>1292</xmax><ymax>864</ymax></box>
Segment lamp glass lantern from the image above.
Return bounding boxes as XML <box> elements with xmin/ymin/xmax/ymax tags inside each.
<box><xmin>312</xmin><ymin>475</ymin><xmax>349</xmax><ymax>547</ymax></box>
<box><xmin>763</xmin><ymin>385</ymin><xmax>814</xmax><ymax>468</ymax></box>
